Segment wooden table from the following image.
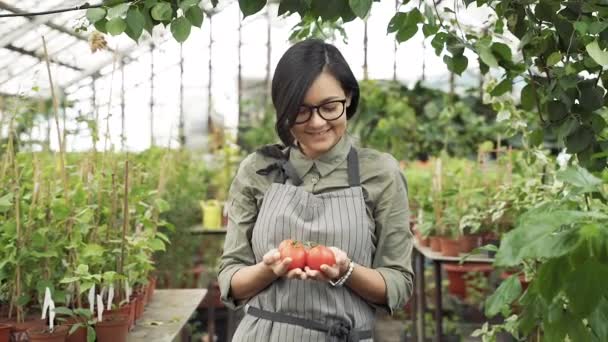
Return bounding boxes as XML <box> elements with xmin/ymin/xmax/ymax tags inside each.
<box><xmin>412</xmin><ymin>240</ymin><xmax>494</xmax><ymax>342</ymax></box>
<box><xmin>127</xmin><ymin>289</ymin><xmax>207</xmax><ymax>342</ymax></box>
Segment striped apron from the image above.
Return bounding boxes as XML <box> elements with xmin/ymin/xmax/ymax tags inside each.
<box><xmin>231</xmin><ymin>147</ymin><xmax>375</xmax><ymax>342</ymax></box>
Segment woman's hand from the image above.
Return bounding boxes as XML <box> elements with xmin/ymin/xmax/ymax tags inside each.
<box><xmin>304</xmin><ymin>247</ymin><xmax>350</xmax><ymax>282</ymax></box>
<box><xmin>262</xmin><ymin>249</ymin><xmax>307</xmax><ymax>280</ymax></box>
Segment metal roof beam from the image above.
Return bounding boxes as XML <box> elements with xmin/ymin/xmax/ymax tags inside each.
<box><xmin>5</xmin><ymin>44</ymin><xmax>82</xmax><ymax>71</ymax></box>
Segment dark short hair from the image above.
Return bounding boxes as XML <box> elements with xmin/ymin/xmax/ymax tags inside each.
<box><xmin>271</xmin><ymin>39</ymin><xmax>360</xmax><ymax>146</ymax></box>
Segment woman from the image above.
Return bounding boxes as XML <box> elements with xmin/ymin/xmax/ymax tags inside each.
<box><xmin>218</xmin><ymin>39</ymin><xmax>413</xmax><ymax>341</ymax></box>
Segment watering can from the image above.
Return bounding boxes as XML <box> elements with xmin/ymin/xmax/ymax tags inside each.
<box><xmin>200</xmin><ymin>200</ymin><xmax>222</xmax><ymax>229</ymax></box>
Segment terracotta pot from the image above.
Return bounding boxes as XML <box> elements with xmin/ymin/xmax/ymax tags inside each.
<box><xmin>94</xmin><ymin>314</ymin><xmax>129</xmax><ymax>342</ymax></box>
<box><xmin>105</xmin><ymin>303</ymin><xmax>134</xmax><ymax>331</ymax></box>
<box><xmin>414</xmin><ymin>229</ymin><xmax>430</xmax><ymax>247</ymax></box>
<box><xmin>134</xmin><ymin>294</ymin><xmax>145</xmax><ymax>320</ymax></box>
<box><xmin>147</xmin><ymin>276</ymin><xmax>157</xmax><ymax>302</ymax></box>
<box><xmin>439</xmin><ymin>237</ymin><xmax>460</xmax><ymax>257</ymax></box>
<box><xmin>0</xmin><ymin>323</ymin><xmax>11</xmax><ymax>342</ymax></box>
<box><xmin>429</xmin><ymin>236</ymin><xmax>441</xmax><ymax>252</ymax></box>
<box><xmin>26</xmin><ymin>325</ymin><xmax>68</xmax><ymax>342</ymax></box>
<box><xmin>7</xmin><ymin>318</ymin><xmax>46</xmax><ymax>342</ymax></box>
<box><xmin>459</xmin><ymin>234</ymin><xmax>481</xmax><ymax>253</ymax></box>
<box><xmin>443</xmin><ymin>263</ymin><xmax>494</xmax><ymax>299</ymax></box>
<box><xmin>61</xmin><ymin>317</ymin><xmax>87</xmax><ymax>342</ymax></box>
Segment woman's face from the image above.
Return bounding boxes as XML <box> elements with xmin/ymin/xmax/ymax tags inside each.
<box><xmin>290</xmin><ymin>71</ymin><xmax>351</xmax><ymax>159</ymax></box>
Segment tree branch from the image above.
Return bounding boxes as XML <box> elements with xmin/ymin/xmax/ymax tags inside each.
<box><xmin>0</xmin><ymin>1</ymin><xmax>135</xmax><ymax>18</ymax></box>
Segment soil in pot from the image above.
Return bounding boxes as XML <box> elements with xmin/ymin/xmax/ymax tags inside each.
<box><xmin>443</xmin><ymin>263</ymin><xmax>493</xmax><ymax>299</ymax></box>
<box><xmin>95</xmin><ymin>314</ymin><xmax>129</xmax><ymax>342</ymax></box>
<box><xmin>26</xmin><ymin>325</ymin><xmax>68</xmax><ymax>342</ymax></box>
<box><xmin>0</xmin><ymin>323</ymin><xmax>10</xmax><ymax>342</ymax></box>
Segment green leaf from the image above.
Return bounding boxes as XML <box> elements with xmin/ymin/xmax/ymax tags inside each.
<box><xmin>430</xmin><ymin>32</ymin><xmax>447</xmax><ymax>55</ymax></box>
<box><xmin>547</xmin><ymin>100</ymin><xmax>568</xmax><ymax>121</ymax></box>
<box><xmin>566</xmin><ymin>125</ymin><xmax>594</xmax><ymax>153</ymax></box>
<box><xmin>106</xmin><ymin>17</ymin><xmax>127</xmax><ymax>36</ymax></box>
<box><xmin>125</xmin><ymin>7</ymin><xmax>145</xmax><ymax>42</ymax></box>
<box><xmin>387</xmin><ymin>12</ymin><xmax>407</xmax><ymax>33</ymax></box>
<box><xmin>0</xmin><ymin>193</ymin><xmax>12</xmax><ymax>213</ymax></box>
<box><xmin>87</xmin><ymin>326</ymin><xmax>96</xmax><ymax>342</ymax></box>
<box><xmin>239</xmin><ymin>0</ymin><xmax>267</xmax><ymax>17</ymax></box>
<box><xmin>179</xmin><ymin>0</ymin><xmax>200</xmax><ymax>12</ymax></box>
<box><xmin>349</xmin><ymin>0</ymin><xmax>372</xmax><ymax>19</ymax></box>
<box><xmin>86</xmin><ymin>8</ymin><xmax>107</xmax><ymax>24</ymax></box>
<box><xmin>586</xmin><ymin>40</ymin><xmax>608</xmax><ymax>67</ymax></box>
<box><xmin>520</xmin><ymin>84</ymin><xmax>537</xmax><ymax>111</ymax></box>
<box><xmin>485</xmin><ymin>275</ymin><xmax>522</xmax><ymax>317</ymax></box>
<box><xmin>60</xmin><ymin>277</ymin><xmax>80</xmax><ymax>284</ymax></box>
<box><xmin>149</xmin><ymin>238</ymin><xmax>166</xmax><ymax>251</ymax></box>
<box><xmin>94</xmin><ymin>18</ymin><xmax>108</xmax><ymax>34</ymax></box>
<box><xmin>580</xmin><ymin>86</ymin><xmax>604</xmax><ymax>112</ymax></box>
<box><xmin>537</xmin><ymin>259</ymin><xmax>565</xmax><ymax>303</ymax></box>
<box><xmin>475</xmin><ymin>37</ymin><xmax>498</xmax><ymax>68</ymax></box>
<box><xmin>490</xmin><ymin>78</ymin><xmax>512</xmax><ymax>96</ymax></box>
<box><xmin>444</xmin><ymin>54</ymin><xmax>468</xmax><ymax>75</ymax></box>
<box><xmin>574</xmin><ymin>21</ymin><xmax>588</xmax><ymax>34</ymax></box>
<box><xmin>557</xmin><ymin>165</ymin><xmax>603</xmax><ymax>191</ymax></box>
<box><xmin>171</xmin><ymin>16</ymin><xmax>191</xmax><ymax>42</ymax></box>
<box><xmin>547</xmin><ymin>51</ymin><xmax>562</xmax><ymax>66</ymax></box>
<box><xmin>151</xmin><ymin>2</ymin><xmax>173</xmax><ymax>21</ymax></box>
<box><xmin>422</xmin><ymin>24</ymin><xmax>438</xmax><ymax>37</ymax></box>
<box><xmin>491</xmin><ymin>42</ymin><xmax>512</xmax><ymax>62</ymax></box>
<box><xmin>528</xmin><ymin>128</ymin><xmax>544</xmax><ymax>147</ymax></box>
<box><xmin>107</xmin><ymin>3</ymin><xmax>130</xmax><ymax>19</ymax></box>
<box><xmin>54</xmin><ymin>306</ymin><xmax>74</xmax><ymax>316</ymax></box>
<box><xmin>565</xmin><ymin>260</ymin><xmax>608</xmax><ymax>316</ymax></box>
<box><xmin>76</xmin><ymin>264</ymin><xmax>89</xmax><ymax>274</ymax></box>
<box><xmin>396</xmin><ymin>9</ymin><xmax>423</xmax><ymax>43</ymax></box>
<box><xmin>589</xmin><ymin>297</ymin><xmax>608</xmax><ymax>341</ymax></box>
<box><xmin>82</xmin><ymin>244</ymin><xmax>105</xmax><ymax>258</ymax></box>
<box><xmin>590</xmin><ymin>22</ymin><xmax>608</xmax><ymax>35</ymax></box>
<box><xmin>185</xmin><ymin>6</ymin><xmax>204</xmax><ymax>28</ymax></box>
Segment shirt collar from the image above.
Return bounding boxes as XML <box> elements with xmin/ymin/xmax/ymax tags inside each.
<box><xmin>289</xmin><ymin>135</ymin><xmax>352</xmax><ymax>179</ymax></box>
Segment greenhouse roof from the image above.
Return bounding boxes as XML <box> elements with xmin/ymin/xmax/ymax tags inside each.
<box><xmin>0</xmin><ymin>0</ymin><xmax>164</xmax><ymax>97</ymax></box>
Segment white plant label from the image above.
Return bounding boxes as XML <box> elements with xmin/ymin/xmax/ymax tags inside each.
<box><xmin>49</xmin><ymin>299</ymin><xmax>55</xmax><ymax>331</ymax></box>
<box><xmin>41</xmin><ymin>287</ymin><xmax>52</xmax><ymax>319</ymax></box>
<box><xmin>88</xmin><ymin>284</ymin><xmax>96</xmax><ymax>313</ymax></box>
<box><xmin>125</xmin><ymin>280</ymin><xmax>131</xmax><ymax>303</ymax></box>
<box><xmin>107</xmin><ymin>284</ymin><xmax>114</xmax><ymax>310</ymax></box>
<box><xmin>97</xmin><ymin>294</ymin><xmax>104</xmax><ymax>322</ymax></box>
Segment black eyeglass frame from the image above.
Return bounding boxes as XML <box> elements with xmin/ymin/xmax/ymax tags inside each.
<box><xmin>294</xmin><ymin>99</ymin><xmax>347</xmax><ymax>125</ymax></box>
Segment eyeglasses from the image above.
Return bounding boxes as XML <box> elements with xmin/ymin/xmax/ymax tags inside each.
<box><xmin>294</xmin><ymin>99</ymin><xmax>346</xmax><ymax>125</ymax></box>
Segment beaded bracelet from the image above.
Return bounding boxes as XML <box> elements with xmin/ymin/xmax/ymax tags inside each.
<box><xmin>329</xmin><ymin>261</ymin><xmax>355</xmax><ymax>287</ymax></box>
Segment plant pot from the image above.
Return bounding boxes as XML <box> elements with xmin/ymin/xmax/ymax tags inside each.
<box><xmin>63</xmin><ymin>318</ymin><xmax>87</xmax><ymax>342</ymax></box>
<box><xmin>147</xmin><ymin>275</ymin><xmax>157</xmax><ymax>301</ymax></box>
<box><xmin>7</xmin><ymin>318</ymin><xmax>46</xmax><ymax>342</ymax></box>
<box><xmin>95</xmin><ymin>314</ymin><xmax>129</xmax><ymax>342</ymax></box>
<box><xmin>439</xmin><ymin>237</ymin><xmax>460</xmax><ymax>257</ymax></box>
<box><xmin>414</xmin><ymin>229</ymin><xmax>430</xmax><ymax>247</ymax></box>
<box><xmin>459</xmin><ymin>234</ymin><xmax>481</xmax><ymax>253</ymax></box>
<box><xmin>135</xmin><ymin>294</ymin><xmax>145</xmax><ymax>320</ymax></box>
<box><xmin>443</xmin><ymin>263</ymin><xmax>493</xmax><ymax>299</ymax></box>
<box><xmin>106</xmin><ymin>302</ymin><xmax>134</xmax><ymax>331</ymax></box>
<box><xmin>26</xmin><ymin>325</ymin><xmax>68</xmax><ymax>342</ymax></box>
<box><xmin>0</xmin><ymin>323</ymin><xmax>10</xmax><ymax>342</ymax></box>
<box><xmin>429</xmin><ymin>236</ymin><xmax>441</xmax><ymax>252</ymax></box>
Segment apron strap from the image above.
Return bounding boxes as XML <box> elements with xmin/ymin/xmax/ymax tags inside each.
<box><xmin>347</xmin><ymin>147</ymin><xmax>360</xmax><ymax>187</ymax></box>
<box><xmin>246</xmin><ymin>305</ymin><xmax>372</xmax><ymax>342</ymax></box>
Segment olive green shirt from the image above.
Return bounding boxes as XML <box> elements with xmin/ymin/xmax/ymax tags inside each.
<box><xmin>218</xmin><ymin>135</ymin><xmax>414</xmax><ymax>314</ymax></box>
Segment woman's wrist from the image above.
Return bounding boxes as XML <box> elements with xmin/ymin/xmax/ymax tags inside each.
<box><xmin>329</xmin><ymin>260</ymin><xmax>355</xmax><ymax>287</ymax></box>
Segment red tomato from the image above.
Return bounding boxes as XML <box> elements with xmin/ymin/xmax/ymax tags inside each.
<box><xmin>279</xmin><ymin>240</ymin><xmax>307</xmax><ymax>270</ymax></box>
<box><xmin>306</xmin><ymin>245</ymin><xmax>336</xmax><ymax>271</ymax></box>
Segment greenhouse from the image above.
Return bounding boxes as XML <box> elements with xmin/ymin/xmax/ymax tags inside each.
<box><xmin>0</xmin><ymin>0</ymin><xmax>607</xmax><ymax>342</ymax></box>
